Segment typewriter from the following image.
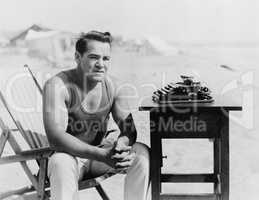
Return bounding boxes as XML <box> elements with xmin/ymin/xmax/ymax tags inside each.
<box><xmin>152</xmin><ymin>75</ymin><xmax>214</xmax><ymax>104</ymax></box>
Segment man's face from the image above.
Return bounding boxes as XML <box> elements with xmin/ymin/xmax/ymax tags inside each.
<box><xmin>77</xmin><ymin>40</ymin><xmax>111</xmax><ymax>82</ymax></box>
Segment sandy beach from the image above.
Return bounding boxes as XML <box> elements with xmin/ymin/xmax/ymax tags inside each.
<box><xmin>0</xmin><ymin>45</ymin><xmax>258</xmax><ymax>200</ymax></box>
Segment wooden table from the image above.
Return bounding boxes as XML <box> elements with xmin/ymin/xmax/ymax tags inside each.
<box><xmin>139</xmin><ymin>98</ymin><xmax>242</xmax><ymax>200</ymax></box>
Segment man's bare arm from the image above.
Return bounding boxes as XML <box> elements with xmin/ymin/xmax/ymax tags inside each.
<box><xmin>43</xmin><ymin>77</ymin><xmax>110</xmax><ymax>162</ymax></box>
<box><xmin>111</xmin><ymin>79</ymin><xmax>137</xmax><ymax>147</ymax></box>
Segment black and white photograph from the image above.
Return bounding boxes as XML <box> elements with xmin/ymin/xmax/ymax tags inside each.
<box><xmin>0</xmin><ymin>0</ymin><xmax>258</xmax><ymax>200</ymax></box>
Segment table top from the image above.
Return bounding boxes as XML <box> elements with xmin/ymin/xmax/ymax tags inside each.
<box><xmin>139</xmin><ymin>95</ymin><xmax>242</xmax><ymax>111</ymax></box>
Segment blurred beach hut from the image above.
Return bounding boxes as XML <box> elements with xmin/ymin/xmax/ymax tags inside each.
<box><xmin>10</xmin><ymin>24</ymin><xmax>75</xmax><ymax>67</ymax></box>
<box><xmin>25</xmin><ymin>29</ymin><xmax>75</xmax><ymax>66</ymax></box>
<box><xmin>123</xmin><ymin>35</ymin><xmax>179</xmax><ymax>56</ymax></box>
<box><xmin>9</xmin><ymin>24</ymin><xmax>51</xmax><ymax>46</ymax></box>
<box><xmin>140</xmin><ymin>36</ymin><xmax>179</xmax><ymax>56</ymax></box>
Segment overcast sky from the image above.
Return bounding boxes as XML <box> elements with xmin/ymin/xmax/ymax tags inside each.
<box><xmin>0</xmin><ymin>0</ymin><xmax>258</xmax><ymax>42</ymax></box>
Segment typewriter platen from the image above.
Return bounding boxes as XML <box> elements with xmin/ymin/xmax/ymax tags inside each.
<box><xmin>152</xmin><ymin>75</ymin><xmax>214</xmax><ymax>104</ymax></box>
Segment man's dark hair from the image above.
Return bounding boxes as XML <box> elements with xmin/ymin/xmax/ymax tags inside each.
<box><xmin>75</xmin><ymin>31</ymin><xmax>112</xmax><ymax>55</ymax></box>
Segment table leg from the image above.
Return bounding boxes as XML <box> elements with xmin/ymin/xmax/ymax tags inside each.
<box><xmin>150</xmin><ymin>113</ymin><xmax>162</xmax><ymax>200</ymax></box>
<box><xmin>150</xmin><ymin>135</ymin><xmax>161</xmax><ymax>200</ymax></box>
<box><xmin>214</xmin><ymin>137</ymin><xmax>222</xmax><ymax>200</ymax></box>
<box><xmin>220</xmin><ymin>111</ymin><xmax>229</xmax><ymax>200</ymax></box>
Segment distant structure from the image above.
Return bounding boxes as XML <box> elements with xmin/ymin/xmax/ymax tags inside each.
<box><xmin>9</xmin><ymin>24</ymin><xmax>76</xmax><ymax>67</ymax></box>
<box><xmin>10</xmin><ymin>24</ymin><xmax>51</xmax><ymax>45</ymax></box>
<box><xmin>121</xmin><ymin>35</ymin><xmax>179</xmax><ymax>56</ymax></box>
<box><xmin>141</xmin><ymin>36</ymin><xmax>179</xmax><ymax>56</ymax></box>
<box><xmin>7</xmin><ymin>25</ymin><xmax>179</xmax><ymax>66</ymax></box>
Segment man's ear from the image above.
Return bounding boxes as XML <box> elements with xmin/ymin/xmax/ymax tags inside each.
<box><xmin>75</xmin><ymin>51</ymin><xmax>81</xmax><ymax>64</ymax></box>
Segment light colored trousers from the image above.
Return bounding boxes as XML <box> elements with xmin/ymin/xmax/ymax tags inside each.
<box><xmin>48</xmin><ymin>142</ymin><xmax>150</xmax><ymax>200</ymax></box>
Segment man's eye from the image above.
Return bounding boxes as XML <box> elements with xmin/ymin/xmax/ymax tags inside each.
<box><xmin>89</xmin><ymin>56</ymin><xmax>98</xmax><ymax>59</ymax></box>
<box><xmin>103</xmin><ymin>57</ymin><xmax>110</xmax><ymax>61</ymax></box>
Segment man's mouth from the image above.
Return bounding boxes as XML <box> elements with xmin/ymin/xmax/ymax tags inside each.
<box><xmin>92</xmin><ymin>69</ymin><xmax>105</xmax><ymax>73</ymax></box>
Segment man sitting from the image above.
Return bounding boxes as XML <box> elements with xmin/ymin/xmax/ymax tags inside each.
<box><xmin>43</xmin><ymin>31</ymin><xmax>150</xmax><ymax>200</ymax></box>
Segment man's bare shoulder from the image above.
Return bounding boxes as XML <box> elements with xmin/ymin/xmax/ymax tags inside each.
<box><xmin>45</xmin><ymin>68</ymin><xmax>76</xmax><ymax>88</ymax></box>
<box><xmin>43</xmin><ymin>71</ymin><xmax>71</xmax><ymax>101</ymax></box>
<box><xmin>106</xmin><ymin>75</ymin><xmax>132</xmax><ymax>100</ymax></box>
<box><xmin>107</xmin><ymin>75</ymin><xmax>129</xmax><ymax>90</ymax></box>
<box><xmin>106</xmin><ymin>74</ymin><xmax>119</xmax><ymax>88</ymax></box>
<box><xmin>106</xmin><ymin>75</ymin><xmax>123</xmax><ymax>98</ymax></box>
<box><xmin>44</xmin><ymin>75</ymin><xmax>65</xmax><ymax>90</ymax></box>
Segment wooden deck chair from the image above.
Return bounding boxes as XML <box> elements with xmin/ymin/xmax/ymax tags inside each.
<box><xmin>0</xmin><ymin>89</ymin><xmax>117</xmax><ymax>200</ymax></box>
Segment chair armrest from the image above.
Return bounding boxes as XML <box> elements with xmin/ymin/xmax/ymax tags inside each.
<box><xmin>0</xmin><ymin>147</ymin><xmax>53</xmax><ymax>165</ymax></box>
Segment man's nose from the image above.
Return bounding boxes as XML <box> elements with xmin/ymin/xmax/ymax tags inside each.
<box><xmin>96</xmin><ymin>58</ymin><xmax>104</xmax><ymax>68</ymax></box>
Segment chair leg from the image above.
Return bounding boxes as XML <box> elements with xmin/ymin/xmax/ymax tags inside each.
<box><xmin>95</xmin><ymin>184</ymin><xmax>110</xmax><ymax>200</ymax></box>
<box><xmin>37</xmin><ymin>159</ymin><xmax>48</xmax><ymax>200</ymax></box>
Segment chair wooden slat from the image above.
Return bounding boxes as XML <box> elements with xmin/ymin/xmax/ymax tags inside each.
<box><xmin>38</xmin><ymin>134</ymin><xmax>49</xmax><ymax>147</ymax></box>
<box><xmin>15</xmin><ymin>121</ymin><xmax>37</xmax><ymax>149</ymax></box>
<box><xmin>0</xmin><ymin>147</ymin><xmax>53</xmax><ymax>164</ymax></box>
<box><xmin>28</xmin><ymin>130</ymin><xmax>42</xmax><ymax>148</ymax></box>
<box><xmin>0</xmin><ymin>130</ymin><xmax>9</xmax><ymax>156</ymax></box>
<box><xmin>0</xmin><ymin>117</ymin><xmax>10</xmax><ymax>157</ymax></box>
<box><xmin>95</xmin><ymin>185</ymin><xmax>110</xmax><ymax>200</ymax></box>
<box><xmin>6</xmin><ymin>129</ymin><xmax>39</xmax><ymax>191</ymax></box>
<box><xmin>24</xmin><ymin>130</ymin><xmax>37</xmax><ymax>149</ymax></box>
<box><xmin>0</xmin><ymin>186</ymin><xmax>34</xmax><ymax>199</ymax></box>
<box><xmin>33</xmin><ymin>131</ymin><xmax>45</xmax><ymax>148</ymax></box>
<box><xmin>0</xmin><ymin>118</ymin><xmax>7</xmax><ymax>130</ymax></box>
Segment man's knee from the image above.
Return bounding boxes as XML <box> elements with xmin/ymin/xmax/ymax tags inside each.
<box><xmin>48</xmin><ymin>152</ymin><xmax>78</xmax><ymax>177</ymax></box>
<box><xmin>133</xmin><ymin>142</ymin><xmax>150</xmax><ymax>158</ymax></box>
<box><xmin>132</xmin><ymin>142</ymin><xmax>150</xmax><ymax>171</ymax></box>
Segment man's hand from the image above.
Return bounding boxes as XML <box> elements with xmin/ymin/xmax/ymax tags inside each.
<box><xmin>101</xmin><ymin>139</ymin><xmax>136</xmax><ymax>173</ymax></box>
<box><xmin>101</xmin><ymin>143</ymin><xmax>117</xmax><ymax>168</ymax></box>
<box><xmin>101</xmin><ymin>140</ymin><xmax>129</xmax><ymax>168</ymax></box>
<box><xmin>114</xmin><ymin>138</ymin><xmax>132</xmax><ymax>153</ymax></box>
<box><xmin>112</xmin><ymin>140</ymin><xmax>136</xmax><ymax>172</ymax></box>
<box><xmin>112</xmin><ymin>151</ymin><xmax>136</xmax><ymax>172</ymax></box>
